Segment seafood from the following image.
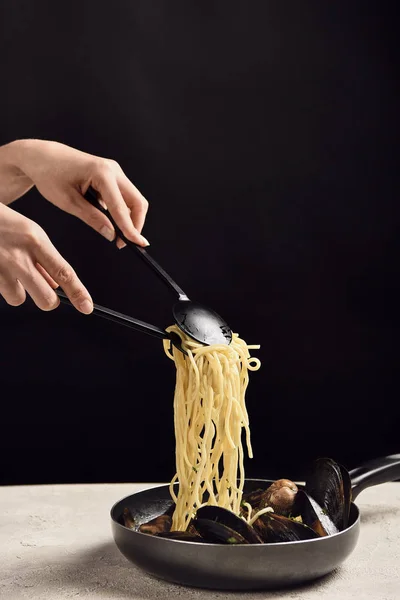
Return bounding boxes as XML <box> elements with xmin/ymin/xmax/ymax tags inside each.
<box><xmin>122</xmin><ymin>507</ymin><xmax>135</xmax><ymax>530</ymax></box>
<box><xmin>306</xmin><ymin>458</ymin><xmax>351</xmax><ymax>531</ymax></box>
<box><xmin>194</xmin><ymin>506</ymin><xmax>263</xmax><ymax>544</ymax></box>
<box><xmin>122</xmin><ymin>457</ymin><xmax>352</xmax><ymax>545</ymax></box>
<box><xmin>292</xmin><ymin>490</ymin><xmax>338</xmax><ymax>536</ymax></box>
<box><xmin>139</xmin><ymin>514</ymin><xmax>172</xmax><ymax>535</ymax></box>
<box><xmin>258</xmin><ymin>479</ymin><xmax>298</xmax><ymax>516</ymax></box>
<box><xmin>253</xmin><ymin>512</ymin><xmax>319</xmax><ymax>543</ymax></box>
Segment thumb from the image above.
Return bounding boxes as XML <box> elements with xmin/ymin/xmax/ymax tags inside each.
<box><xmin>68</xmin><ymin>189</ymin><xmax>116</xmax><ymax>242</ymax></box>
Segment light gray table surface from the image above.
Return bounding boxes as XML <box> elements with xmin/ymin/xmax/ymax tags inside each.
<box><xmin>0</xmin><ymin>482</ymin><xmax>399</xmax><ymax>600</ymax></box>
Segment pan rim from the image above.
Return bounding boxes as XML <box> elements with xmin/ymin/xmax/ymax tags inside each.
<box><xmin>110</xmin><ymin>479</ymin><xmax>360</xmax><ymax>548</ymax></box>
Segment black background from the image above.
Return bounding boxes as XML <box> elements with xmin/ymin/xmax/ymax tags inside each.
<box><xmin>0</xmin><ymin>1</ymin><xmax>398</xmax><ymax>485</ymax></box>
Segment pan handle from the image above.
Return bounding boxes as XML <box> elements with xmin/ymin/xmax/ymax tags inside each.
<box><xmin>350</xmin><ymin>454</ymin><xmax>400</xmax><ymax>500</ymax></box>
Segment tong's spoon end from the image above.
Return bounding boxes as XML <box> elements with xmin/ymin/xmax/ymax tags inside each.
<box><xmin>173</xmin><ymin>301</ymin><xmax>232</xmax><ymax>346</ymax></box>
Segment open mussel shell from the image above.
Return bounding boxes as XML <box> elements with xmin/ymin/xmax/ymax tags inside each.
<box><xmin>340</xmin><ymin>463</ymin><xmax>352</xmax><ymax>528</ymax></box>
<box><xmin>306</xmin><ymin>457</ymin><xmax>352</xmax><ymax>531</ymax></box>
<box><xmin>139</xmin><ymin>514</ymin><xmax>172</xmax><ymax>535</ymax></box>
<box><xmin>241</xmin><ymin>488</ymin><xmax>267</xmax><ymax>512</ymax></box>
<box><xmin>253</xmin><ymin>512</ymin><xmax>319</xmax><ymax>543</ymax></box>
<box><xmin>293</xmin><ymin>490</ymin><xmax>338</xmax><ymax>536</ymax></box>
<box><xmin>259</xmin><ymin>479</ymin><xmax>298</xmax><ymax>516</ymax></box>
<box><xmin>122</xmin><ymin>507</ymin><xmax>136</xmax><ymax>530</ymax></box>
<box><xmin>194</xmin><ymin>506</ymin><xmax>263</xmax><ymax>544</ymax></box>
<box><xmin>242</xmin><ymin>480</ymin><xmax>298</xmax><ymax>517</ymax></box>
<box><xmin>194</xmin><ymin>519</ymin><xmax>250</xmax><ymax>544</ymax></box>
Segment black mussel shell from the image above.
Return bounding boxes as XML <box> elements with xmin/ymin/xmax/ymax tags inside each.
<box><xmin>340</xmin><ymin>463</ymin><xmax>352</xmax><ymax>529</ymax></box>
<box><xmin>253</xmin><ymin>512</ymin><xmax>319</xmax><ymax>543</ymax></box>
<box><xmin>306</xmin><ymin>457</ymin><xmax>352</xmax><ymax>531</ymax></box>
<box><xmin>241</xmin><ymin>488</ymin><xmax>267</xmax><ymax>511</ymax></box>
<box><xmin>293</xmin><ymin>490</ymin><xmax>338</xmax><ymax>536</ymax></box>
<box><xmin>186</xmin><ymin>520</ymin><xmax>200</xmax><ymax>536</ymax></box>
<box><xmin>194</xmin><ymin>518</ymin><xmax>250</xmax><ymax>544</ymax></box>
<box><xmin>195</xmin><ymin>505</ymin><xmax>263</xmax><ymax>544</ymax></box>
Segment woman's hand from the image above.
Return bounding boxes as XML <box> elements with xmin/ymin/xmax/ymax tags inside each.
<box><xmin>0</xmin><ymin>138</ymin><xmax>150</xmax><ymax>312</ymax></box>
<box><xmin>0</xmin><ymin>202</ymin><xmax>93</xmax><ymax>313</ymax></box>
<box><xmin>0</xmin><ymin>139</ymin><xmax>149</xmax><ymax>247</ymax></box>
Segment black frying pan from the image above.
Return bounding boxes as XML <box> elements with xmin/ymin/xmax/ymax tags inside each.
<box><xmin>111</xmin><ymin>454</ymin><xmax>400</xmax><ymax>590</ymax></box>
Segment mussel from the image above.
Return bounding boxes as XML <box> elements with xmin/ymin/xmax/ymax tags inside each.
<box><xmin>253</xmin><ymin>512</ymin><xmax>319</xmax><ymax>543</ymax></box>
<box><xmin>292</xmin><ymin>490</ymin><xmax>338</xmax><ymax>536</ymax></box>
<box><xmin>241</xmin><ymin>488</ymin><xmax>267</xmax><ymax>512</ymax></box>
<box><xmin>194</xmin><ymin>506</ymin><xmax>263</xmax><ymax>544</ymax></box>
<box><xmin>306</xmin><ymin>458</ymin><xmax>352</xmax><ymax>531</ymax></box>
<box><xmin>241</xmin><ymin>479</ymin><xmax>298</xmax><ymax>518</ymax></box>
<box><xmin>186</xmin><ymin>520</ymin><xmax>201</xmax><ymax>537</ymax></box>
<box><xmin>122</xmin><ymin>507</ymin><xmax>136</xmax><ymax>530</ymax></box>
<box><xmin>259</xmin><ymin>479</ymin><xmax>298</xmax><ymax>516</ymax></box>
<box><xmin>126</xmin><ymin>456</ymin><xmax>352</xmax><ymax>546</ymax></box>
<box><xmin>139</xmin><ymin>514</ymin><xmax>172</xmax><ymax>535</ymax></box>
<box><xmin>194</xmin><ymin>519</ymin><xmax>250</xmax><ymax>544</ymax></box>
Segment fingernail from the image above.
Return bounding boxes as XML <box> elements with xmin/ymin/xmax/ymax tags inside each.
<box><xmin>140</xmin><ymin>236</ymin><xmax>150</xmax><ymax>247</ymax></box>
<box><xmin>100</xmin><ymin>226</ymin><xmax>115</xmax><ymax>242</ymax></box>
<box><xmin>79</xmin><ymin>299</ymin><xmax>93</xmax><ymax>314</ymax></box>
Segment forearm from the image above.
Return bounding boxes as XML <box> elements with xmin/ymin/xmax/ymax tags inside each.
<box><xmin>0</xmin><ymin>140</ymin><xmax>34</xmax><ymax>205</ymax></box>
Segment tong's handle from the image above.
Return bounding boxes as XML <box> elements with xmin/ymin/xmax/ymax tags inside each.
<box><xmin>55</xmin><ymin>289</ymin><xmax>168</xmax><ymax>340</ymax></box>
<box><xmin>84</xmin><ymin>186</ymin><xmax>189</xmax><ymax>302</ymax></box>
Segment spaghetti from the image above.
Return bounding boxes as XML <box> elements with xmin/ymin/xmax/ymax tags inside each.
<box><xmin>163</xmin><ymin>326</ymin><xmax>261</xmax><ymax>531</ymax></box>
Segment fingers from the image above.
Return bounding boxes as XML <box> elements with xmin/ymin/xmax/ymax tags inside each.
<box><xmin>18</xmin><ymin>263</ymin><xmax>60</xmax><ymax>311</ymax></box>
<box><xmin>35</xmin><ymin>262</ymin><xmax>59</xmax><ymax>289</ymax></box>
<box><xmin>117</xmin><ymin>175</ymin><xmax>149</xmax><ymax>235</ymax></box>
<box><xmin>92</xmin><ymin>163</ymin><xmax>149</xmax><ymax>247</ymax></box>
<box><xmin>0</xmin><ymin>276</ymin><xmax>26</xmax><ymax>307</ymax></box>
<box><xmin>0</xmin><ymin>268</ymin><xmax>58</xmax><ymax>311</ymax></box>
<box><xmin>115</xmin><ymin>175</ymin><xmax>149</xmax><ymax>249</ymax></box>
<box><xmin>0</xmin><ymin>202</ymin><xmax>92</xmax><ymax>315</ymax></box>
<box><xmin>34</xmin><ymin>237</ymin><xmax>93</xmax><ymax>314</ymax></box>
<box><xmin>67</xmin><ymin>188</ymin><xmax>116</xmax><ymax>242</ymax></box>
<box><xmin>19</xmin><ymin>267</ymin><xmax>60</xmax><ymax>311</ymax></box>
<box><xmin>0</xmin><ymin>242</ymin><xmax>92</xmax><ymax>314</ymax></box>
